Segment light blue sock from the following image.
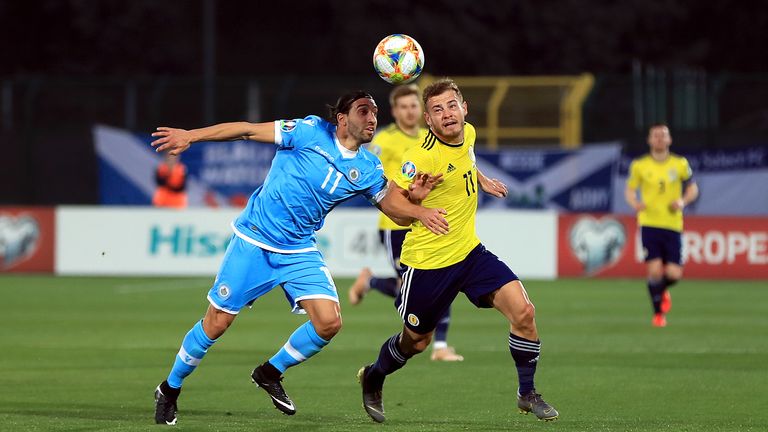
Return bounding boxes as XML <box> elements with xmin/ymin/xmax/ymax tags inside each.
<box><xmin>269</xmin><ymin>321</ymin><xmax>329</xmax><ymax>373</ymax></box>
<box><xmin>167</xmin><ymin>320</ymin><xmax>216</xmax><ymax>389</ymax></box>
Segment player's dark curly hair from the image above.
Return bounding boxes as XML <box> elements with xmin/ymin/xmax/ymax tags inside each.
<box><xmin>327</xmin><ymin>91</ymin><xmax>374</xmax><ymax>125</ymax></box>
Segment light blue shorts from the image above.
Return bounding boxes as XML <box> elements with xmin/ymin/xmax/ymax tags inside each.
<box><xmin>207</xmin><ymin>235</ymin><xmax>338</xmax><ymax>314</ymax></box>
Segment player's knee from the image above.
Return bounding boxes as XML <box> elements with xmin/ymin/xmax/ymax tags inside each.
<box><xmin>411</xmin><ymin>336</ymin><xmax>431</xmax><ymax>354</ymax></box>
<box><xmin>313</xmin><ymin>317</ymin><xmax>342</xmax><ymax>340</ymax></box>
<box><xmin>203</xmin><ymin>309</ymin><xmax>236</xmax><ymax>339</ymax></box>
<box><xmin>401</xmin><ymin>332</ymin><xmax>431</xmax><ymax>355</ymax></box>
<box><xmin>515</xmin><ymin>303</ymin><xmax>536</xmax><ymax>329</ymax></box>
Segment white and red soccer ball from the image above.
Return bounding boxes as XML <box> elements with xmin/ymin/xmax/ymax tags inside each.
<box><xmin>373</xmin><ymin>34</ymin><xmax>425</xmax><ymax>85</ymax></box>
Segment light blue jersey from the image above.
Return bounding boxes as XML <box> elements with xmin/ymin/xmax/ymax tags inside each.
<box><xmin>210</xmin><ymin>115</ymin><xmax>388</xmax><ymax>315</ymax></box>
<box><xmin>232</xmin><ymin>115</ymin><xmax>388</xmax><ymax>252</ymax></box>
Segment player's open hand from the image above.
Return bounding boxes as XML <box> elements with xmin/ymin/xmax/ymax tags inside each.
<box><xmin>151</xmin><ymin>127</ymin><xmax>193</xmax><ymax>155</ymax></box>
<box><xmin>417</xmin><ymin>207</ymin><xmax>449</xmax><ymax>235</ymax></box>
<box><xmin>479</xmin><ymin>176</ymin><xmax>508</xmax><ymax>198</ymax></box>
<box><xmin>408</xmin><ymin>172</ymin><xmax>444</xmax><ymax>202</ymax></box>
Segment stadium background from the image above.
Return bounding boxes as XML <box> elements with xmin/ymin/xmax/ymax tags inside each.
<box><xmin>1</xmin><ymin>1</ymin><xmax>766</xmax><ymax>431</ymax></box>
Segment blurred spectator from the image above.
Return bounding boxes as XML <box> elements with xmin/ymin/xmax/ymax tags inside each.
<box><xmin>152</xmin><ymin>154</ymin><xmax>188</xmax><ymax>208</ymax></box>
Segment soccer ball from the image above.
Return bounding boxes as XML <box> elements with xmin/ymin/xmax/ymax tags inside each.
<box><xmin>373</xmin><ymin>34</ymin><xmax>425</xmax><ymax>85</ymax></box>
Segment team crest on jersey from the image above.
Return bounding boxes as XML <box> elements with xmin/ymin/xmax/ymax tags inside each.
<box><xmin>217</xmin><ymin>284</ymin><xmax>230</xmax><ymax>299</ymax></box>
<box><xmin>349</xmin><ymin>168</ymin><xmax>360</xmax><ymax>182</ymax></box>
<box><xmin>668</xmin><ymin>169</ymin><xmax>678</xmax><ymax>182</ymax></box>
<box><xmin>401</xmin><ymin>161</ymin><xmax>417</xmax><ymax>180</ymax></box>
<box><xmin>407</xmin><ymin>313</ymin><xmax>420</xmax><ymax>327</ymax></box>
<box><xmin>279</xmin><ymin>120</ymin><xmax>297</xmax><ymax>133</ymax></box>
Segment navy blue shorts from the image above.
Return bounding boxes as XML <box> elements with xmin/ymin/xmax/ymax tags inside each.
<box><xmin>379</xmin><ymin>229</ymin><xmax>409</xmax><ymax>275</ymax></box>
<box><xmin>395</xmin><ymin>243</ymin><xmax>519</xmax><ymax>334</ymax></box>
<box><xmin>641</xmin><ymin>226</ymin><xmax>683</xmax><ymax>265</ymax></box>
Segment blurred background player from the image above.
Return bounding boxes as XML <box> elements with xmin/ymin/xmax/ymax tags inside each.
<box><xmin>358</xmin><ymin>79</ymin><xmax>558</xmax><ymax>423</ymax></box>
<box><xmin>148</xmin><ymin>91</ymin><xmax>448</xmax><ymax>425</ymax></box>
<box><xmin>152</xmin><ymin>153</ymin><xmax>188</xmax><ymax>208</ymax></box>
<box><xmin>349</xmin><ymin>84</ymin><xmax>463</xmax><ymax>362</ymax></box>
<box><xmin>625</xmin><ymin>124</ymin><xmax>699</xmax><ymax>327</ymax></box>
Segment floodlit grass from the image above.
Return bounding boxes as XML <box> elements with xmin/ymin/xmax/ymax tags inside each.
<box><xmin>1</xmin><ymin>275</ymin><xmax>766</xmax><ymax>431</ymax></box>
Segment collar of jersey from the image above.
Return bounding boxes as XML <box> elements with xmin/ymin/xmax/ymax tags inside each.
<box><xmin>334</xmin><ymin>134</ymin><xmax>358</xmax><ymax>159</ymax></box>
<box><xmin>428</xmin><ymin>130</ymin><xmax>464</xmax><ymax>148</ymax></box>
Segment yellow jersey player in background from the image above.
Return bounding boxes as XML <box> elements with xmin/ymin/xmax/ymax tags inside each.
<box><xmin>357</xmin><ymin>78</ymin><xmax>559</xmax><ymax>423</ymax></box>
<box><xmin>349</xmin><ymin>84</ymin><xmax>463</xmax><ymax>361</ymax></box>
<box><xmin>625</xmin><ymin>124</ymin><xmax>699</xmax><ymax>327</ymax></box>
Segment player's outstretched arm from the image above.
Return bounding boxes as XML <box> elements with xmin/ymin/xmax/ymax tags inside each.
<box><xmin>378</xmin><ymin>182</ymin><xmax>449</xmax><ymax>235</ymax></box>
<box><xmin>477</xmin><ymin>169</ymin><xmax>508</xmax><ymax>198</ymax></box>
<box><xmin>151</xmin><ymin>122</ymin><xmax>276</xmax><ymax>155</ymax></box>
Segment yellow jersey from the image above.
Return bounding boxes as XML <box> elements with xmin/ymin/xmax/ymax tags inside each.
<box><xmin>627</xmin><ymin>153</ymin><xmax>693</xmax><ymax>232</ymax></box>
<box><xmin>395</xmin><ymin>123</ymin><xmax>480</xmax><ymax>269</ymax></box>
<box><xmin>369</xmin><ymin>124</ymin><xmax>428</xmax><ymax>230</ymax></box>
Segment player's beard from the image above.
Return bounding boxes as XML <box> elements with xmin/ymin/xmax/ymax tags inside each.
<box><xmin>433</xmin><ymin>121</ymin><xmax>463</xmax><ymax>143</ymax></box>
<box><xmin>350</xmin><ymin>121</ymin><xmax>376</xmax><ymax>144</ymax></box>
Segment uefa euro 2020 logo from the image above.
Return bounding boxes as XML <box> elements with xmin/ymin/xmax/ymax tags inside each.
<box><xmin>401</xmin><ymin>161</ymin><xmax>417</xmax><ymax>180</ymax></box>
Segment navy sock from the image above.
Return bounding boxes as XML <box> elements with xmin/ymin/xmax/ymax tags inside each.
<box><xmin>433</xmin><ymin>307</ymin><xmax>451</xmax><ymax>346</ymax></box>
<box><xmin>663</xmin><ymin>276</ymin><xmax>678</xmax><ymax>289</ymax></box>
<box><xmin>369</xmin><ymin>333</ymin><xmax>413</xmax><ymax>384</ymax></box>
<box><xmin>509</xmin><ymin>333</ymin><xmax>540</xmax><ymax>395</ymax></box>
<box><xmin>648</xmin><ymin>278</ymin><xmax>665</xmax><ymax>313</ymax></box>
<box><xmin>369</xmin><ymin>277</ymin><xmax>399</xmax><ymax>297</ymax></box>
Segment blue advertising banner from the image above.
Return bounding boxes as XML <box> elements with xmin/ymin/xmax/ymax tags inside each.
<box><xmin>475</xmin><ymin>143</ymin><xmax>622</xmax><ymax>212</ymax></box>
<box><xmin>95</xmin><ymin>125</ymin><xmax>767</xmax><ymax>215</ymax></box>
<box><xmin>94</xmin><ymin>125</ymin><xmax>275</xmax><ymax>207</ymax></box>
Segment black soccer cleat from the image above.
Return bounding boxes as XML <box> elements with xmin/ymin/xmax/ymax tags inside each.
<box><xmin>251</xmin><ymin>365</ymin><xmax>296</xmax><ymax>415</ymax></box>
<box><xmin>357</xmin><ymin>364</ymin><xmax>386</xmax><ymax>423</ymax></box>
<box><xmin>154</xmin><ymin>381</ymin><xmax>179</xmax><ymax>425</ymax></box>
<box><xmin>517</xmin><ymin>390</ymin><xmax>559</xmax><ymax>421</ymax></box>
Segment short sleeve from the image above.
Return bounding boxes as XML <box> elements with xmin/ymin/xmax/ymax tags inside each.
<box><xmin>274</xmin><ymin>116</ymin><xmax>321</xmax><ymax>149</ymax></box>
<box><xmin>364</xmin><ymin>164</ymin><xmax>389</xmax><ymax>205</ymax></box>
<box><xmin>626</xmin><ymin>160</ymin><xmax>641</xmax><ymax>189</ymax></box>
<box><xmin>680</xmin><ymin>157</ymin><xmax>693</xmax><ymax>181</ymax></box>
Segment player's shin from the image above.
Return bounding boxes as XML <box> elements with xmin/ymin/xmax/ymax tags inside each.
<box><xmin>268</xmin><ymin>321</ymin><xmax>329</xmax><ymax>373</ymax></box>
<box><xmin>368</xmin><ymin>333</ymin><xmax>413</xmax><ymax>384</ymax></box>
<box><xmin>509</xmin><ymin>333</ymin><xmax>541</xmax><ymax>395</ymax></box>
<box><xmin>167</xmin><ymin>320</ymin><xmax>217</xmax><ymax>389</ymax></box>
<box><xmin>647</xmin><ymin>278</ymin><xmax>665</xmax><ymax>313</ymax></box>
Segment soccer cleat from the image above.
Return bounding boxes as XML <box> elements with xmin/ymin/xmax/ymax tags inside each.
<box><xmin>154</xmin><ymin>382</ymin><xmax>179</xmax><ymax>425</ymax></box>
<box><xmin>251</xmin><ymin>366</ymin><xmax>296</xmax><ymax>415</ymax></box>
<box><xmin>660</xmin><ymin>291</ymin><xmax>672</xmax><ymax>314</ymax></box>
<box><xmin>357</xmin><ymin>365</ymin><xmax>386</xmax><ymax>423</ymax></box>
<box><xmin>517</xmin><ymin>390</ymin><xmax>559</xmax><ymax>421</ymax></box>
<box><xmin>430</xmin><ymin>346</ymin><xmax>464</xmax><ymax>362</ymax></box>
<box><xmin>348</xmin><ymin>268</ymin><xmax>372</xmax><ymax>305</ymax></box>
<box><xmin>652</xmin><ymin>313</ymin><xmax>667</xmax><ymax>327</ymax></box>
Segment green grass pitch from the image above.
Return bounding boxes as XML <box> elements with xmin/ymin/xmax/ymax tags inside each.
<box><xmin>1</xmin><ymin>275</ymin><xmax>766</xmax><ymax>431</ymax></box>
